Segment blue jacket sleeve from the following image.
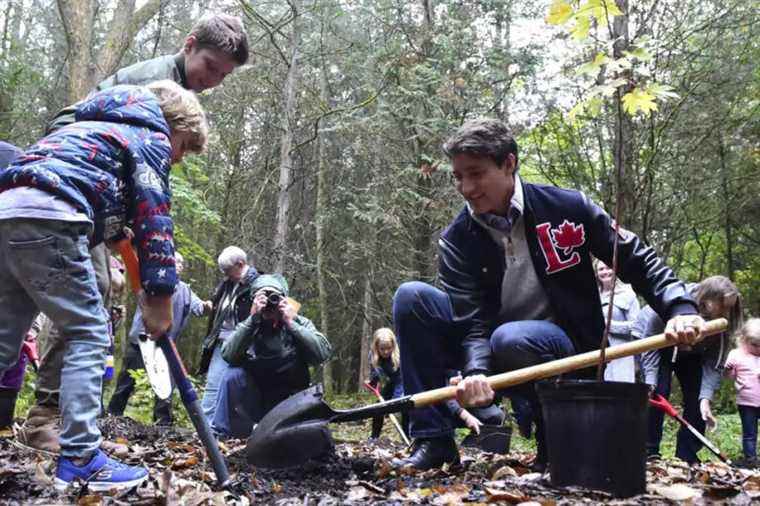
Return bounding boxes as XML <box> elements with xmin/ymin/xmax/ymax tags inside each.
<box><xmin>129</xmin><ymin>131</ymin><xmax>177</xmax><ymax>296</ymax></box>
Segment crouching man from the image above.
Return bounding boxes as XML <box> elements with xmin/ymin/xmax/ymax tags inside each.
<box><xmin>212</xmin><ymin>274</ymin><xmax>331</xmax><ymax>438</ymax></box>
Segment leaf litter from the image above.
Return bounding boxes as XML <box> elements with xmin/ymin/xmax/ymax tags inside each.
<box><xmin>1</xmin><ymin>415</ymin><xmax>759</xmax><ymax>504</ymax></box>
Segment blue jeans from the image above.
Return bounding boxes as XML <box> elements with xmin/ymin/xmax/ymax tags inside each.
<box><xmin>200</xmin><ymin>344</ymin><xmax>230</xmax><ymax>424</ymax></box>
<box><xmin>212</xmin><ymin>366</ymin><xmax>309</xmax><ymax>438</ymax></box>
<box><xmin>738</xmin><ymin>405</ymin><xmax>759</xmax><ymax>459</ymax></box>
<box><xmin>393</xmin><ymin>281</ymin><xmax>574</xmax><ymax>439</ymax></box>
<box><xmin>0</xmin><ymin>218</ymin><xmax>108</xmax><ymax>458</ymax></box>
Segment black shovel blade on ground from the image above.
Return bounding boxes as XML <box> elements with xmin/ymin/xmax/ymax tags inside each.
<box><xmin>246</xmin><ymin>384</ymin><xmax>413</xmax><ymax>468</ymax></box>
<box><xmin>246</xmin><ymin>318</ymin><xmax>728</xmax><ymax>469</ymax></box>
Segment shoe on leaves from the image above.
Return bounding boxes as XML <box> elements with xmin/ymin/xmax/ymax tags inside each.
<box><xmin>55</xmin><ymin>449</ymin><xmax>148</xmax><ymax>492</ymax></box>
<box><xmin>391</xmin><ymin>437</ymin><xmax>459</xmax><ymax>471</ymax></box>
<box><xmin>16</xmin><ymin>404</ymin><xmax>61</xmax><ymax>455</ymax></box>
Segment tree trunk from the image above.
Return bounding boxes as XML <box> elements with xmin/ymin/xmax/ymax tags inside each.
<box><xmin>612</xmin><ymin>0</ymin><xmax>634</xmax><ymax>226</ymax></box>
<box><xmin>273</xmin><ymin>0</ymin><xmax>301</xmax><ymax>273</ymax></box>
<box><xmin>57</xmin><ymin>0</ymin><xmax>165</xmax><ymax>104</ymax></box>
<box><xmin>719</xmin><ymin>137</ymin><xmax>734</xmax><ymax>279</ymax></box>
<box><xmin>494</xmin><ymin>1</ymin><xmax>512</xmax><ymax>122</ymax></box>
<box><xmin>57</xmin><ymin>0</ymin><xmax>96</xmax><ymax>103</ymax></box>
<box><xmin>358</xmin><ymin>274</ymin><xmax>373</xmax><ymax>392</ymax></box>
<box><xmin>316</xmin><ymin>65</ymin><xmax>333</xmax><ymax>393</ymax></box>
<box><xmin>99</xmin><ymin>0</ymin><xmax>163</xmax><ymax>79</ymax></box>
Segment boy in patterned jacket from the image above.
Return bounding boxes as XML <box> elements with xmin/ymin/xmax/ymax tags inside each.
<box><xmin>0</xmin><ymin>80</ymin><xmax>207</xmax><ymax>492</ymax></box>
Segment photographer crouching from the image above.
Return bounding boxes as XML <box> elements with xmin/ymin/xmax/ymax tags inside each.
<box><xmin>211</xmin><ymin>274</ymin><xmax>332</xmax><ymax>438</ymax></box>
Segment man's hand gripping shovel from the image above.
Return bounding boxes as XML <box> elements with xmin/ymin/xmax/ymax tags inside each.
<box><xmin>116</xmin><ymin>240</ymin><xmax>231</xmax><ymax>487</ymax></box>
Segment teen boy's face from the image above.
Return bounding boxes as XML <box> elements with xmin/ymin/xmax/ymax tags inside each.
<box><xmin>183</xmin><ymin>37</ymin><xmax>238</xmax><ymax>92</ymax></box>
<box><xmin>452</xmin><ymin>153</ymin><xmax>517</xmax><ymax>216</ymax></box>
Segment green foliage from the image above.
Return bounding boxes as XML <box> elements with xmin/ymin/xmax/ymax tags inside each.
<box><xmin>120</xmin><ymin>368</ymin><xmax>203</xmax><ymax>430</ymax></box>
<box><xmin>13</xmin><ymin>368</ymin><xmax>38</xmax><ymax>420</ymax></box>
<box><xmin>169</xmin><ymin>156</ymin><xmax>222</xmax><ymax>267</ymax></box>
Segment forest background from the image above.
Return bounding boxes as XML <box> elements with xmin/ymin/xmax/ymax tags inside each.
<box><xmin>1</xmin><ymin>0</ymin><xmax>758</xmax><ymax>410</ymax></box>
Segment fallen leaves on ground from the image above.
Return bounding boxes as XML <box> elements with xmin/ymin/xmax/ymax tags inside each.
<box><xmin>1</xmin><ymin>415</ymin><xmax>759</xmax><ymax>504</ymax></box>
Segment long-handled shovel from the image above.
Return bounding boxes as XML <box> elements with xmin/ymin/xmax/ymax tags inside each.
<box><xmin>363</xmin><ymin>381</ymin><xmax>411</xmax><ymax>446</ymax></box>
<box><xmin>246</xmin><ymin>318</ymin><xmax>728</xmax><ymax>468</ymax></box>
<box><xmin>116</xmin><ymin>241</ymin><xmax>231</xmax><ymax>487</ymax></box>
<box><xmin>649</xmin><ymin>393</ymin><xmax>731</xmax><ymax>464</ymax></box>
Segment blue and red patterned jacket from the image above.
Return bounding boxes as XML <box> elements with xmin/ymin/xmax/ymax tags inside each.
<box><xmin>0</xmin><ymin>85</ymin><xmax>177</xmax><ymax>296</ymax></box>
<box><xmin>438</xmin><ymin>181</ymin><xmax>699</xmax><ymax>377</ymax></box>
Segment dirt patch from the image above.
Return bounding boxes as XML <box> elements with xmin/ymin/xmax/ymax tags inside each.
<box><xmin>1</xmin><ymin>416</ymin><xmax>759</xmax><ymax>504</ymax></box>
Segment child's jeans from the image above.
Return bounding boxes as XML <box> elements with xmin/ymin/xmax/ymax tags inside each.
<box><xmin>0</xmin><ymin>218</ymin><xmax>108</xmax><ymax>459</ymax></box>
<box><xmin>738</xmin><ymin>405</ymin><xmax>760</xmax><ymax>459</ymax></box>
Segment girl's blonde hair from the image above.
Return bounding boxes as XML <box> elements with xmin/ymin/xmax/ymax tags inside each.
<box><xmin>694</xmin><ymin>275</ymin><xmax>743</xmax><ymax>336</ymax></box>
<box><xmin>145</xmin><ymin>80</ymin><xmax>208</xmax><ymax>153</ymax></box>
<box><xmin>371</xmin><ymin>328</ymin><xmax>400</xmax><ymax>370</ymax></box>
<box><xmin>738</xmin><ymin>318</ymin><xmax>760</xmax><ymax>346</ymax></box>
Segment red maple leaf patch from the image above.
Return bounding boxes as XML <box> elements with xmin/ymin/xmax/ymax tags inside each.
<box><xmin>552</xmin><ymin>220</ymin><xmax>585</xmax><ymax>254</ymax></box>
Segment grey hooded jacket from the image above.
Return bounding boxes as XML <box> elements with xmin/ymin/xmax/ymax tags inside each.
<box><xmin>46</xmin><ymin>54</ymin><xmax>187</xmax><ymax>134</ymax></box>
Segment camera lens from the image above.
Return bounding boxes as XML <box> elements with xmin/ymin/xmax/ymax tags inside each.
<box><xmin>265</xmin><ymin>292</ymin><xmax>283</xmax><ymax>308</ymax></box>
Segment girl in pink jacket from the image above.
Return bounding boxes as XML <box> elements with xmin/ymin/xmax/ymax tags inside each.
<box><xmin>725</xmin><ymin>318</ymin><xmax>760</xmax><ymax>465</ymax></box>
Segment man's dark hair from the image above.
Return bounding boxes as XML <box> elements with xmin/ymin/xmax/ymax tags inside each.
<box><xmin>189</xmin><ymin>14</ymin><xmax>249</xmax><ymax>65</ymax></box>
<box><xmin>442</xmin><ymin>118</ymin><xmax>518</xmax><ymax>167</ymax></box>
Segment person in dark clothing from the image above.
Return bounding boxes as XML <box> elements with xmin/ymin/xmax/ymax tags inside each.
<box><xmin>392</xmin><ymin>118</ymin><xmax>707</xmax><ymax>471</ymax></box>
<box><xmin>199</xmin><ymin>246</ymin><xmax>259</xmax><ymax>423</ymax></box>
<box><xmin>212</xmin><ymin>274</ymin><xmax>332</xmax><ymax>438</ymax></box>
<box><xmin>367</xmin><ymin>328</ymin><xmax>406</xmax><ymax>439</ymax></box>
<box><xmin>637</xmin><ymin>276</ymin><xmax>743</xmax><ymax>464</ymax></box>
<box><xmin>0</xmin><ymin>142</ymin><xmax>19</xmax><ymax>167</ymax></box>
<box><xmin>0</xmin><ymin>141</ymin><xmax>25</xmax><ymax>427</ymax></box>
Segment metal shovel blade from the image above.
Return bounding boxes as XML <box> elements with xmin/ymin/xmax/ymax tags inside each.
<box><xmin>246</xmin><ymin>384</ymin><xmax>413</xmax><ymax>468</ymax></box>
<box><xmin>246</xmin><ymin>385</ymin><xmax>335</xmax><ymax>468</ymax></box>
<box><xmin>138</xmin><ymin>335</ymin><xmax>172</xmax><ymax>400</ymax></box>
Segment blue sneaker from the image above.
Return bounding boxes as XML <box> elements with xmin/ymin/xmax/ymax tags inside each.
<box><xmin>55</xmin><ymin>449</ymin><xmax>148</xmax><ymax>492</ymax></box>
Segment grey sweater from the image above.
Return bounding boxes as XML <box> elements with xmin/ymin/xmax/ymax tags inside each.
<box><xmin>128</xmin><ymin>280</ymin><xmax>205</xmax><ymax>344</ymax></box>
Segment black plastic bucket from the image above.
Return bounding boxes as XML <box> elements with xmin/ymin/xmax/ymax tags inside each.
<box><xmin>536</xmin><ymin>380</ymin><xmax>648</xmax><ymax>498</ymax></box>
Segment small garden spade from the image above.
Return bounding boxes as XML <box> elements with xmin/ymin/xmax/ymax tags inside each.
<box><xmin>649</xmin><ymin>393</ymin><xmax>731</xmax><ymax>464</ymax></box>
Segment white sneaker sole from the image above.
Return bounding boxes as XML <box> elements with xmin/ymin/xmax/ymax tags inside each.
<box><xmin>54</xmin><ymin>474</ymin><xmax>148</xmax><ymax>492</ymax></box>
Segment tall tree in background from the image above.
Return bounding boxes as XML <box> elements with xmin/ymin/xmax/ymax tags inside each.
<box><xmin>273</xmin><ymin>0</ymin><xmax>301</xmax><ymax>272</ymax></box>
<box><xmin>57</xmin><ymin>0</ymin><xmax>164</xmax><ymax>103</ymax></box>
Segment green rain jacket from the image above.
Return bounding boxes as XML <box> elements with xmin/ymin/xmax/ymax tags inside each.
<box><xmin>221</xmin><ymin>274</ymin><xmax>332</xmax><ymax>376</ymax></box>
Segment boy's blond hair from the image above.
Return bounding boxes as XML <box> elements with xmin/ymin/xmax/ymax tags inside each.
<box><xmin>145</xmin><ymin>80</ymin><xmax>208</xmax><ymax>153</ymax></box>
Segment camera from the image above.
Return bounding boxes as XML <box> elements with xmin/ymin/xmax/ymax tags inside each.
<box><xmin>264</xmin><ymin>290</ymin><xmax>284</xmax><ymax>310</ymax></box>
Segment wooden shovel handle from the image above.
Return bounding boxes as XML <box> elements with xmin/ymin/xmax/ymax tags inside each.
<box><xmin>411</xmin><ymin>318</ymin><xmax>727</xmax><ymax>408</ymax></box>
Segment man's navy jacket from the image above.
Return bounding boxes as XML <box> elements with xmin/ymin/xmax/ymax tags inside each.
<box><xmin>437</xmin><ymin>181</ymin><xmax>698</xmax><ymax>377</ymax></box>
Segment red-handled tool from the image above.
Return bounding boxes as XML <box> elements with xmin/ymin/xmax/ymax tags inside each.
<box><xmin>117</xmin><ymin>240</ymin><xmax>231</xmax><ymax>487</ymax></box>
<box><xmin>21</xmin><ymin>339</ymin><xmax>40</xmax><ymax>372</ymax></box>
<box><xmin>649</xmin><ymin>393</ymin><xmax>731</xmax><ymax>464</ymax></box>
<box><xmin>363</xmin><ymin>381</ymin><xmax>411</xmax><ymax>446</ymax></box>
